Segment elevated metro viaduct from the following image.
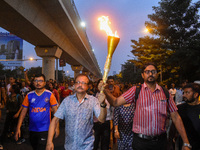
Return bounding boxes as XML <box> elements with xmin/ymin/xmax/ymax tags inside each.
<box><xmin>0</xmin><ymin>0</ymin><xmax>102</xmax><ymax>80</ymax></box>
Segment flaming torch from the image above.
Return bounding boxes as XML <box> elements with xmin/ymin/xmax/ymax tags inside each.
<box><xmin>98</xmin><ymin>16</ymin><xmax>120</xmax><ymax>93</ymax></box>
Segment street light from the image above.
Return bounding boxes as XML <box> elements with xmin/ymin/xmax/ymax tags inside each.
<box><xmin>0</xmin><ymin>57</ymin><xmax>42</xmax><ymax>70</ymax></box>
<box><xmin>144</xmin><ymin>28</ymin><xmax>149</xmax><ymax>33</ymax></box>
<box><xmin>80</xmin><ymin>21</ymin><xmax>86</xmax><ymax>28</ymax></box>
<box><xmin>0</xmin><ymin>58</ymin><xmax>42</xmax><ymax>61</ymax></box>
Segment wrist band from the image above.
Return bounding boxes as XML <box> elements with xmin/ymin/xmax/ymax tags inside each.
<box><xmin>100</xmin><ymin>103</ymin><xmax>107</xmax><ymax>108</ymax></box>
<box><xmin>183</xmin><ymin>143</ymin><xmax>192</xmax><ymax>149</ymax></box>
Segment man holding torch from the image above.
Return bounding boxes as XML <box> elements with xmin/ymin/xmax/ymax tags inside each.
<box><xmin>100</xmin><ymin>62</ymin><xmax>191</xmax><ymax>150</ymax></box>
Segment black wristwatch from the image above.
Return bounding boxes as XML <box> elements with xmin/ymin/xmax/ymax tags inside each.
<box><xmin>100</xmin><ymin>102</ymin><xmax>107</xmax><ymax>108</ymax></box>
<box><xmin>183</xmin><ymin>143</ymin><xmax>192</xmax><ymax>149</ymax></box>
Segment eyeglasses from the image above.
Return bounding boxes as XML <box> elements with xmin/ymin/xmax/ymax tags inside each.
<box><xmin>34</xmin><ymin>80</ymin><xmax>44</xmax><ymax>83</ymax></box>
<box><xmin>144</xmin><ymin>70</ymin><xmax>157</xmax><ymax>75</ymax></box>
<box><xmin>75</xmin><ymin>81</ymin><xmax>88</xmax><ymax>85</ymax></box>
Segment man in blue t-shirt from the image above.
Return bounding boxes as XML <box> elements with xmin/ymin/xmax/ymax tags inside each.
<box><xmin>15</xmin><ymin>74</ymin><xmax>58</xmax><ymax>150</ymax></box>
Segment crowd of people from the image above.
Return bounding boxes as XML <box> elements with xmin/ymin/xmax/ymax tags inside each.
<box><xmin>0</xmin><ymin>62</ymin><xmax>199</xmax><ymax>150</ymax></box>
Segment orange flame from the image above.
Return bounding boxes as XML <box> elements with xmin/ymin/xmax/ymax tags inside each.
<box><xmin>98</xmin><ymin>16</ymin><xmax>119</xmax><ymax>37</ymax></box>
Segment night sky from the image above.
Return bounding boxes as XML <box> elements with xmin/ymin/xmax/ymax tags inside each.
<box><xmin>0</xmin><ymin>0</ymin><xmax>161</xmax><ymax>77</ymax></box>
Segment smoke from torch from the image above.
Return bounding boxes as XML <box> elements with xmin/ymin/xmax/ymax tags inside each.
<box><xmin>98</xmin><ymin>16</ymin><xmax>120</xmax><ymax>93</ymax></box>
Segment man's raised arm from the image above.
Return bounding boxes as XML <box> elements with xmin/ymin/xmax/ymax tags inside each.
<box><xmin>103</xmin><ymin>88</ymin><xmax>126</xmax><ymax>107</ymax></box>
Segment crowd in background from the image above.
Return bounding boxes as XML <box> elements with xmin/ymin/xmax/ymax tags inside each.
<box><xmin>0</xmin><ymin>71</ymin><xmax>139</xmax><ymax>149</ymax></box>
<box><xmin>0</xmin><ymin>70</ymin><xmax>199</xmax><ymax>150</ymax></box>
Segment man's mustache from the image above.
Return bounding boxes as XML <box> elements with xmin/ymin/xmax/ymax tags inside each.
<box><xmin>148</xmin><ymin>76</ymin><xmax>154</xmax><ymax>79</ymax></box>
<box><xmin>77</xmin><ymin>86</ymin><xmax>83</xmax><ymax>90</ymax></box>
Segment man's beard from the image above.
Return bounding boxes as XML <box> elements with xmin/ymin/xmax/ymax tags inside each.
<box><xmin>183</xmin><ymin>96</ymin><xmax>196</xmax><ymax>104</ymax></box>
<box><xmin>146</xmin><ymin>76</ymin><xmax>156</xmax><ymax>84</ymax></box>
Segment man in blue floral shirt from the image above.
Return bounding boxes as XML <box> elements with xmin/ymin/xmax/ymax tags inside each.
<box><xmin>46</xmin><ymin>74</ymin><xmax>107</xmax><ymax>150</ymax></box>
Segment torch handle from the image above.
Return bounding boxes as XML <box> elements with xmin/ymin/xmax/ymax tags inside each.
<box><xmin>100</xmin><ymin>55</ymin><xmax>112</xmax><ymax>93</ymax></box>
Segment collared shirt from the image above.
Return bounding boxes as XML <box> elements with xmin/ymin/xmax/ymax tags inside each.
<box><xmin>122</xmin><ymin>83</ymin><xmax>177</xmax><ymax>136</ymax></box>
<box><xmin>54</xmin><ymin>93</ymin><xmax>101</xmax><ymax>150</ymax></box>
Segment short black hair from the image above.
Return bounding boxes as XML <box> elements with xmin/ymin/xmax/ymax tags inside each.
<box><xmin>108</xmin><ymin>76</ymin><xmax>114</xmax><ymax>80</ymax></box>
<box><xmin>12</xmin><ymin>84</ymin><xmax>20</xmax><ymax>94</ymax></box>
<box><xmin>141</xmin><ymin>62</ymin><xmax>158</xmax><ymax>73</ymax></box>
<box><xmin>35</xmin><ymin>73</ymin><xmax>46</xmax><ymax>81</ymax></box>
<box><xmin>88</xmin><ymin>80</ymin><xmax>93</xmax><ymax>85</ymax></box>
<box><xmin>49</xmin><ymin>82</ymin><xmax>55</xmax><ymax>87</ymax></box>
<box><xmin>183</xmin><ymin>83</ymin><xmax>200</xmax><ymax>95</ymax></box>
<box><xmin>96</xmin><ymin>79</ymin><xmax>102</xmax><ymax>86</ymax></box>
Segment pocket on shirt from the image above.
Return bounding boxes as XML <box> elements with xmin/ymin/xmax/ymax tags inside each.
<box><xmin>159</xmin><ymin>100</ymin><xmax>167</xmax><ymax>115</ymax></box>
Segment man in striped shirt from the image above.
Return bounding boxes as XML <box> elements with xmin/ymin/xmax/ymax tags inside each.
<box><xmin>102</xmin><ymin>62</ymin><xmax>191</xmax><ymax>150</ymax></box>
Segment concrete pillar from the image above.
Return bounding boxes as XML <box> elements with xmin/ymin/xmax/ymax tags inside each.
<box><xmin>71</xmin><ymin>65</ymin><xmax>83</xmax><ymax>78</ymax></box>
<box><xmin>42</xmin><ymin>57</ymin><xmax>55</xmax><ymax>80</ymax></box>
<box><xmin>35</xmin><ymin>46</ymin><xmax>62</xmax><ymax>80</ymax></box>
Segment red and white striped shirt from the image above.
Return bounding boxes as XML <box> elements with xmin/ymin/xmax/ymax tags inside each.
<box><xmin>122</xmin><ymin>83</ymin><xmax>177</xmax><ymax>136</ymax></box>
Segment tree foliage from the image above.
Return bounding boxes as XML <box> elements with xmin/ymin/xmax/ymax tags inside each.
<box><xmin>127</xmin><ymin>0</ymin><xmax>200</xmax><ymax>85</ymax></box>
<box><xmin>146</xmin><ymin>0</ymin><xmax>200</xmax><ymax>81</ymax></box>
<box><xmin>121</xmin><ymin>61</ymin><xmax>142</xmax><ymax>84</ymax></box>
<box><xmin>130</xmin><ymin>36</ymin><xmax>173</xmax><ymax>66</ymax></box>
<box><xmin>27</xmin><ymin>67</ymin><xmax>42</xmax><ymax>78</ymax></box>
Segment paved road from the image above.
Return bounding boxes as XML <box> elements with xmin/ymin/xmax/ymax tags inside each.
<box><xmin>0</xmin><ymin>108</ymin><xmax>65</xmax><ymax>150</ymax></box>
<box><xmin>0</xmin><ymin>108</ymin><xmax>118</xmax><ymax>150</ymax></box>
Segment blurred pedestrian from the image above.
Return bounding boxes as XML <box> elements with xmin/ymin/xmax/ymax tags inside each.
<box><xmin>87</xmin><ymin>81</ymin><xmax>97</xmax><ymax>96</ymax></box>
<box><xmin>48</xmin><ymin>82</ymin><xmax>60</xmax><ymax>104</ymax></box>
<box><xmin>93</xmin><ymin>79</ymin><xmax>114</xmax><ymax>150</ymax></box>
<box><xmin>114</xmin><ymin>103</ymin><xmax>135</xmax><ymax>150</ymax></box>
<box><xmin>175</xmin><ymin>80</ymin><xmax>188</xmax><ymax>105</ymax></box>
<box><xmin>60</xmin><ymin>82</ymin><xmax>72</xmax><ymax>102</ymax></box>
<box><xmin>169</xmin><ymin>83</ymin><xmax>177</xmax><ymax>101</ymax></box>
<box><xmin>6</xmin><ymin>76</ymin><xmax>16</xmax><ymax>96</ymax></box>
<box><xmin>0</xmin><ymin>84</ymin><xmax>23</xmax><ymax>149</ymax></box>
<box><xmin>177</xmin><ymin>83</ymin><xmax>200</xmax><ymax>150</ymax></box>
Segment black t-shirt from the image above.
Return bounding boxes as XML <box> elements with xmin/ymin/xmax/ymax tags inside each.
<box><xmin>178</xmin><ymin>103</ymin><xmax>200</xmax><ymax>149</ymax></box>
<box><xmin>6</xmin><ymin>94</ymin><xmax>23</xmax><ymax>113</ymax></box>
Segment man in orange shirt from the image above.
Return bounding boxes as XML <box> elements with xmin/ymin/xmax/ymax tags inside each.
<box><xmin>107</xmin><ymin>76</ymin><xmax>122</xmax><ymax>98</ymax></box>
<box><xmin>107</xmin><ymin>76</ymin><xmax>122</xmax><ymax>149</ymax></box>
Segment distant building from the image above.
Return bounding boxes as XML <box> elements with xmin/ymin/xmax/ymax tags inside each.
<box><xmin>0</xmin><ymin>32</ymin><xmax>23</xmax><ymax>70</ymax></box>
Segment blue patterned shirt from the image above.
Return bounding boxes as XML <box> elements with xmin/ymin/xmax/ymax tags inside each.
<box><xmin>54</xmin><ymin>93</ymin><xmax>101</xmax><ymax>150</ymax></box>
